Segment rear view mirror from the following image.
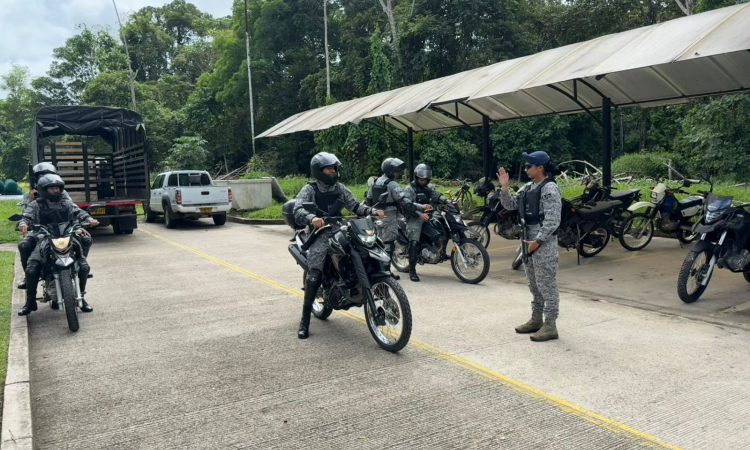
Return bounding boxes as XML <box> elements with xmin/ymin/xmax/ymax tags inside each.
<box><xmin>7</xmin><ymin>214</ymin><xmax>22</xmax><ymax>222</ymax></box>
<box><xmin>302</xmin><ymin>202</ymin><xmax>318</xmax><ymax>213</ymax></box>
<box><xmin>701</xmin><ymin>172</ymin><xmax>711</xmax><ymax>182</ymax></box>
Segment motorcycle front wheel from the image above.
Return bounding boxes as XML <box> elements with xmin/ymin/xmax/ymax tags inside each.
<box><xmin>618</xmin><ymin>213</ymin><xmax>654</xmax><ymax>251</ymax></box>
<box><xmin>365</xmin><ymin>277</ymin><xmax>412</xmax><ymax>353</ymax></box>
<box><xmin>451</xmin><ymin>239</ymin><xmax>490</xmax><ymax>283</ymax></box>
<box><xmin>677</xmin><ymin>248</ymin><xmax>712</xmax><ymax>303</ymax></box>
<box><xmin>59</xmin><ymin>269</ymin><xmax>79</xmax><ymax>332</ymax></box>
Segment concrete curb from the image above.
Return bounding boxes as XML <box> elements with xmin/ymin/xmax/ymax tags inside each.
<box><xmin>2</xmin><ymin>252</ymin><xmax>32</xmax><ymax>450</ymax></box>
<box><xmin>227</xmin><ymin>215</ymin><xmax>285</xmax><ymax>225</ymax></box>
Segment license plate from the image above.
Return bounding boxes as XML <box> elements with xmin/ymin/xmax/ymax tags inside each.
<box><xmin>91</xmin><ymin>208</ymin><xmax>105</xmax><ymax>216</ymax></box>
<box><xmin>200</xmin><ymin>208</ymin><xmax>212</xmax><ymax>214</ymax></box>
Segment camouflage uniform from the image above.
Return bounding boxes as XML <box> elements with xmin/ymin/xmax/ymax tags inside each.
<box><xmin>366</xmin><ymin>175</ymin><xmax>420</xmax><ymax>242</ymax></box>
<box><xmin>403</xmin><ymin>182</ymin><xmax>448</xmax><ymax>242</ymax></box>
<box><xmin>293</xmin><ymin>181</ymin><xmax>375</xmax><ymax>273</ymax></box>
<box><xmin>500</xmin><ymin>179</ymin><xmax>563</xmax><ymax>319</ymax></box>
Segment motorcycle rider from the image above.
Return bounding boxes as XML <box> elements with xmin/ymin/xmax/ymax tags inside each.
<box><xmin>293</xmin><ymin>152</ymin><xmax>385</xmax><ymax>339</ymax></box>
<box><xmin>17</xmin><ymin>174</ymin><xmax>98</xmax><ymax>316</ymax></box>
<box><xmin>365</xmin><ymin>157</ymin><xmax>422</xmax><ymax>280</ymax></box>
<box><xmin>497</xmin><ymin>151</ymin><xmax>562</xmax><ymax>342</ymax></box>
<box><xmin>402</xmin><ymin>164</ymin><xmax>449</xmax><ymax>282</ymax></box>
<box><xmin>17</xmin><ymin>162</ymin><xmax>92</xmax><ymax>289</ymax></box>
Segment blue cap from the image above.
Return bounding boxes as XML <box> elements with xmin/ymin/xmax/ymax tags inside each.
<box><xmin>522</xmin><ymin>151</ymin><xmax>550</xmax><ymax>166</ymax></box>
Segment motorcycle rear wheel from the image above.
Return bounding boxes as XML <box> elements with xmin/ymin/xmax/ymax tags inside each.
<box><xmin>59</xmin><ymin>269</ymin><xmax>79</xmax><ymax>332</ymax></box>
<box><xmin>365</xmin><ymin>277</ymin><xmax>412</xmax><ymax>353</ymax></box>
<box><xmin>578</xmin><ymin>226</ymin><xmax>611</xmax><ymax>258</ymax></box>
<box><xmin>391</xmin><ymin>241</ymin><xmax>410</xmax><ymax>273</ymax></box>
<box><xmin>618</xmin><ymin>213</ymin><xmax>654</xmax><ymax>251</ymax></box>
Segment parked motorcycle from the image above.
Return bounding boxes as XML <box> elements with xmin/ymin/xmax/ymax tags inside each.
<box><xmin>464</xmin><ymin>184</ymin><xmax>522</xmax><ymax>248</ymax></box>
<box><xmin>677</xmin><ymin>173</ymin><xmax>750</xmax><ymax>303</ymax></box>
<box><xmin>392</xmin><ymin>202</ymin><xmax>491</xmax><ymax>284</ymax></box>
<box><xmin>618</xmin><ymin>177</ymin><xmax>706</xmax><ymax>251</ymax></box>
<box><xmin>284</xmin><ymin>196</ymin><xmax>412</xmax><ymax>352</ymax></box>
<box><xmin>511</xmin><ymin>198</ymin><xmax>623</xmax><ymax>270</ymax></box>
<box><xmin>575</xmin><ymin>176</ymin><xmax>642</xmax><ymax>237</ymax></box>
<box><xmin>9</xmin><ymin>211</ymin><xmax>98</xmax><ymax>332</ymax></box>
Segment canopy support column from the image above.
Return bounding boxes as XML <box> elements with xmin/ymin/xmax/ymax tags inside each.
<box><xmin>482</xmin><ymin>114</ymin><xmax>492</xmax><ymax>180</ymax></box>
<box><xmin>602</xmin><ymin>97</ymin><xmax>612</xmax><ymax>189</ymax></box>
<box><xmin>407</xmin><ymin>127</ymin><xmax>414</xmax><ymax>182</ymax></box>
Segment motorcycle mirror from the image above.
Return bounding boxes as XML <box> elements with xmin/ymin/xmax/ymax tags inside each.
<box><xmin>701</xmin><ymin>172</ymin><xmax>711</xmax><ymax>182</ymax></box>
<box><xmin>7</xmin><ymin>214</ymin><xmax>22</xmax><ymax>222</ymax></box>
<box><xmin>302</xmin><ymin>202</ymin><xmax>318</xmax><ymax>213</ymax></box>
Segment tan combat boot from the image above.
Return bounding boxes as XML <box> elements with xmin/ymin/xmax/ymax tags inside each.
<box><xmin>515</xmin><ymin>311</ymin><xmax>543</xmax><ymax>334</ymax></box>
<box><xmin>530</xmin><ymin>318</ymin><xmax>558</xmax><ymax>342</ymax></box>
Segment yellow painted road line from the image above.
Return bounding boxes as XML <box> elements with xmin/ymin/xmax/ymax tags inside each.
<box><xmin>138</xmin><ymin>227</ymin><xmax>684</xmax><ymax>450</ymax></box>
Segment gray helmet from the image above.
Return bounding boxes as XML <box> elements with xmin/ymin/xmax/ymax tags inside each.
<box><xmin>414</xmin><ymin>164</ymin><xmax>432</xmax><ymax>186</ymax></box>
<box><xmin>37</xmin><ymin>174</ymin><xmax>65</xmax><ymax>202</ymax></box>
<box><xmin>310</xmin><ymin>152</ymin><xmax>341</xmax><ymax>186</ymax></box>
<box><xmin>31</xmin><ymin>162</ymin><xmax>57</xmax><ymax>186</ymax></box>
<box><xmin>381</xmin><ymin>157</ymin><xmax>406</xmax><ymax>179</ymax></box>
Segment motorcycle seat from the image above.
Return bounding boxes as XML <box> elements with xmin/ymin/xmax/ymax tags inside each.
<box><xmin>678</xmin><ymin>196</ymin><xmax>703</xmax><ymax>209</ymax></box>
<box><xmin>577</xmin><ymin>200</ymin><xmax>622</xmax><ymax>219</ymax></box>
<box><xmin>609</xmin><ymin>189</ymin><xmax>640</xmax><ymax>201</ymax></box>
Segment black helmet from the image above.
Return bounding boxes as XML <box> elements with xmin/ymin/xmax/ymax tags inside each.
<box><xmin>310</xmin><ymin>152</ymin><xmax>341</xmax><ymax>186</ymax></box>
<box><xmin>474</xmin><ymin>179</ymin><xmax>496</xmax><ymax>197</ymax></box>
<box><xmin>31</xmin><ymin>162</ymin><xmax>57</xmax><ymax>187</ymax></box>
<box><xmin>381</xmin><ymin>157</ymin><xmax>406</xmax><ymax>179</ymax></box>
<box><xmin>414</xmin><ymin>164</ymin><xmax>432</xmax><ymax>186</ymax></box>
<box><xmin>37</xmin><ymin>174</ymin><xmax>65</xmax><ymax>202</ymax></box>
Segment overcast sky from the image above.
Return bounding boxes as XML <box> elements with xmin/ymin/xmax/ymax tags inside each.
<box><xmin>0</xmin><ymin>0</ymin><xmax>234</xmax><ymax>98</ymax></box>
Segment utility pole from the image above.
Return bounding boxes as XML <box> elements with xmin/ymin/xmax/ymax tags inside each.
<box><xmin>324</xmin><ymin>0</ymin><xmax>330</xmax><ymax>98</ymax></box>
<box><xmin>112</xmin><ymin>0</ymin><xmax>137</xmax><ymax>112</ymax></box>
<box><xmin>244</xmin><ymin>0</ymin><xmax>256</xmax><ymax>157</ymax></box>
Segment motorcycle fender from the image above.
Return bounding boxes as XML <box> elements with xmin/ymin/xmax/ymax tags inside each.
<box><xmin>350</xmin><ymin>250</ymin><xmax>372</xmax><ymax>289</ymax></box>
<box><xmin>55</xmin><ymin>255</ymin><xmax>75</xmax><ymax>268</ymax></box>
<box><xmin>628</xmin><ymin>201</ymin><xmax>656</xmax><ymax>212</ymax></box>
<box><xmin>691</xmin><ymin>240</ymin><xmax>715</xmax><ymax>255</ymax></box>
<box><xmin>396</xmin><ymin>229</ymin><xmax>409</xmax><ymax>245</ymax></box>
<box><xmin>287</xmin><ymin>244</ymin><xmax>309</xmax><ymax>271</ymax></box>
<box><xmin>369</xmin><ymin>272</ymin><xmax>392</xmax><ymax>284</ymax></box>
<box><xmin>368</xmin><ymin>247</ymin><xmax>391</xmax><ymax>262</ymax></box>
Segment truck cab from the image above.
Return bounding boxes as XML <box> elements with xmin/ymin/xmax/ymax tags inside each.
<box><xmin>146</xmin><ymin>170</ymin><xmax>231</xmax><ymax>228</ymax></box>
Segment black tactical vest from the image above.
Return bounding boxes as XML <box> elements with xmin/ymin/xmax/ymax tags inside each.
<box><xmin>411</xmin><ymin>182</ymin><xmax>430</xmax><ymax>204</ymax></box>
<box><xmin>310</xmin><ymin>183</ymin><xmax>343</xmax><ymax>217</ymax></box>
<box><xmin>523</xmin><ymin>179</ymin><xmax>554</xmax><ymax>225</ymax></box>
<box><xmin>38</xmin><ymin>201</ymin><xmax>69</xmax><ymax>226</ymax></box>
<box><xmin>370</xmin><ymin>179</ymin><xmax>398</xmax><ymax>208</ymax></box>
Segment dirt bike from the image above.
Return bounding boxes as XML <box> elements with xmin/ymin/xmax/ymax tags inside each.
<box><xmin>284</xmin><ymin>196</ymin><xmax>412</xmax><ymax>352</ymax></box>
<box><xmin>392</xmin><ymin>202</ymin><xmax>490</xmax><ymax>284</ymax></box>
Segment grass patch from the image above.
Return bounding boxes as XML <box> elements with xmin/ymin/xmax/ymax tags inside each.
<box><xmin>558</xmin><ymin>179</ymin><xmax>750</xmax><ymax>204</ymax></box>
<box><xmin>0</xmin><ymin>251</ymin><xmax>15</xmax><ymax>420</ymax></box>
<box><xmin>0</xmin><ymin>200</ymin><xmax>22</xmax><ymax>244</ymax></box>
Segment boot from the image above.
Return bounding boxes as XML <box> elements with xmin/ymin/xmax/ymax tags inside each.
<box><xmin>297</xmin><ymin>304</ymin><xmax>312</xmax><ymax>339</ymax></box>
<box><xmin>530</xmin><ymin>318</ymin><xmax>559</xmax><ymax>342</ymax></box>
<box><xmin>408</xmin><ymin>242</ymin><xmax>420</xmax><ymax>282</ymax></box>
<box><xmin>386</xmin><ymin>243</ymin><xmax>399</xmax><ymax>280</ymax></box>
<box><xmin>80</xmin><ymin>299</ymin><xmax>93</xmax><ymax>313</ymax></box>
<box><xmin>17</xmin><ymin>278</ymin><xmax>27</xmax><ymax>289</ymax></box>
<box><xmin>515</xmin><ymin>311</ymin><xmax>543</xmax><ymax>334</ymax></box>
<box><xmin>298</xmin><ymin>273</ymin><xmax>319</xmax><ymax>339</ymax></box>
<box><xmin>18</xmin><ymin>296</ymin><xmax>38</xmax><ymax>316</ymax></box>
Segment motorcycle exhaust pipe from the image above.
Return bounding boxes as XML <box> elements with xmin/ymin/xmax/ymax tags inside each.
<box><xmin>679</xmin><ymin>224</ymin><xmax>694</xmax><ymax>232</ymax></box>
<box><xmin>288</xmin><ymin>244</ymin><xmax>309</xmax><ymax>271</ymax></box>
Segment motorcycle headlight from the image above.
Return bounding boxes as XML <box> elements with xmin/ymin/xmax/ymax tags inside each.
<box><xmin>356</xmin><ymin>230</ymin><xmax>377</xmax><ymax>247</ymax></box>
<box><xmin>705</xmin><ymin>211</ymin><xmax>722</xmax><ymax>224</ymax></box>
<box><xmin>52</xmin><ymin>237</ymin><xmax>71</xmax><ymax>251</ymax></box>
<box><xmin>453</xmin><ymin>214</ymin><xmax>464</xmax><ymax>223</ymax></box>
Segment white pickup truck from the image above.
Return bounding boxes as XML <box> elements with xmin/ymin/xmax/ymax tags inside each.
<box><xmin>144</xmin><ymin>170</ymin><xmax>232</xmax><ymax>228</ymax></box>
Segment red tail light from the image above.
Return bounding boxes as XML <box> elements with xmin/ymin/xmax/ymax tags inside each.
<box><xmin>176</xmin><ymin>189</ymin><xmax>182</xmax><ymax>205</ymax></box>
<box><xmin>649</xmin><ymin>186</ymin><xmax>654</xmax><ymax>190</ymax></box>
<box><xmin>228</xmin><ymin>188</ymin><xmax>233</xmax><ymax>205</ymax></box>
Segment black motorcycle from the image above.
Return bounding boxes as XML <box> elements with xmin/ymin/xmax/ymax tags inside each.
<box><xmin>284</xmin><ymin>198</ymin><xmax>412</xmax><ymax>352</ymax></box>
<box><xmin>391</xmin><ymin>202</ymin><xmax>490</xmax><ymax>284</ymax></box>
<box><xmin>465</xmin><ymin>186</ymin><xmax>522</xmax><ymax>248</ymax></box>
<box><xmin>9</xmin><ymin>213</ymin><xmax>96</xmax><ymax>332</ymax></box>
<box><xmin>511</xmin><ymin>199</ymin><xmax>623</xmax><ymax>270</ymax></box>
<box><xmin>573</xmin><ymin>176</ymin><xmax>641</xmax><ymax>239</ymax></box>
<box><xmin>677</xmin><ymin>174</ymin><xmax>750</xmax><ymax>303</ymax></box>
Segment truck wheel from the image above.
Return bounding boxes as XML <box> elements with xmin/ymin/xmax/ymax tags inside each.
<box><xmin>112</xmin><ymin>219</ymin><xmax>123</xmax><ymax>235</ymax></box>
<box><xmin>213</xmin><ymin>213</ymin><xmax>227</xmax><ymax>226</ymax></box>
<box><xmin>164</xmin><ymin>203</ymin><xmax>178</xmax><ymax>229</ymax></box>
<box><xmin>144</xmin><ymin>202</ymin><xmax>157</xmax><ymax>223</ymax></box>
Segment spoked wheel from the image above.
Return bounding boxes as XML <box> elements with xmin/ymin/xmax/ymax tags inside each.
<box><xmin>618</xmin><ymin>213</ymin><xmax>654</xmax><ymax>251</ymax></box>
<box><xmin>511</xmin><ymin>246</ymin><xmax>524</xmax><ymax>271</ymax></box>
<box><xmin>59</xmin><ymin>269</ymin><xmax>79</xmax><ymax>332</ymax></box>
<box><xmin>391</xmin><ymin>241</ymin><xmax>410</xmax><ymax>273</ymax></box>
<box><xmin>578</xmin><ymin>226</ymin><xmax>611</xmax><ymax>258</ymax></box>
<box><xmin>466</xmin><ymin>221</ymin><xmax>490</xmax><ymax>248</ymax></box>
<box><xmin>458</xmin><ymin>192</ymin><xmax>473</xmax><ymax>213</ymax></box>
<box><xmin>365</xmin><ymin>277</ymin><xmax>412</xmax><ymax>353</ymax></box>
<box><xmin>303</xmin><ymin>271</ymin><xmax>332</xmax><ymax>319</ymax></box>
<box><xmin>677</xmin><ymin>218</ymin><xmax>700</xmax><ymax>244</ymax></box>
<box><xmin>677</xmin><ymin>248</ymin><xmax>712</xmax><ymax>303</ymax></box>
<box><xmin>450</xmin><ymin>239</ymin><xmax>490</xmax><ymax>284</ymax></box>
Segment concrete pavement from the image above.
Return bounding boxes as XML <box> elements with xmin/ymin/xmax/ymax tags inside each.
<box><xmin>23</xmin><ymin>219</ymin><xmax>750</xmax><ymax>449</ymax></box>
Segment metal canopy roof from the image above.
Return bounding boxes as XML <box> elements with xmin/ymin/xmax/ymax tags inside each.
<box><xmin>258</xmin><ymin>3</ymin><xmax>750</xmax><ymax>139</ymax></box>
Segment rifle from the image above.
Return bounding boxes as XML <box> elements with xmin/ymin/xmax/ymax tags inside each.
<box><xmin>518</xmin><ymin>189</ymin><xmax>529</xmax><ymax>264</ymax></box>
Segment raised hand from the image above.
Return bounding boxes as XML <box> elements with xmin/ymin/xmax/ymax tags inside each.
<box><xmin>497</xmin><ymin>167</ymin><xmax>510</xmax><ymax>188</ymax></box>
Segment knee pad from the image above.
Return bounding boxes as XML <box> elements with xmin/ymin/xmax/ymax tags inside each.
<box><xmin>78</xmin><ymin>259</ymin><xmax>90</xmax><ymax>275</ymax></box>
<box><xmin>306</xmin><ymin>269</ymin><xmax>322</xmax><ymax>285</ymax></box>
<box><xmin>25</xmin><ymin>261</ymin><xmax>42</xmax><ymax>277</ymax></box>
<box><xmin>18</xmin><ymin>238</ymin><xmax>35</xmax><ymax>253</ymax></box>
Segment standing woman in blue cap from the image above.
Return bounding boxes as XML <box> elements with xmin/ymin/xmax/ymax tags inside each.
<box><xmin>497</xmin><ymin>151</ymin><xmax>562</xmax><ymax>341</ymax></box>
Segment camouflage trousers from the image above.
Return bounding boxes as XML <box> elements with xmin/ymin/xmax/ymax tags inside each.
<box><xmin>306</xmin><ymin>229</ymin><xmax>333</xmax><ymax>273</ymax></box>
<box><xmin>523</xmin><ymin>237</ymin><xmax>560</xmax><ymax>319</ymax></box>
<box><xmin>377</xmin><ymin>211</ymin><xmax>400</xmax><ymax>244</ymax></box>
